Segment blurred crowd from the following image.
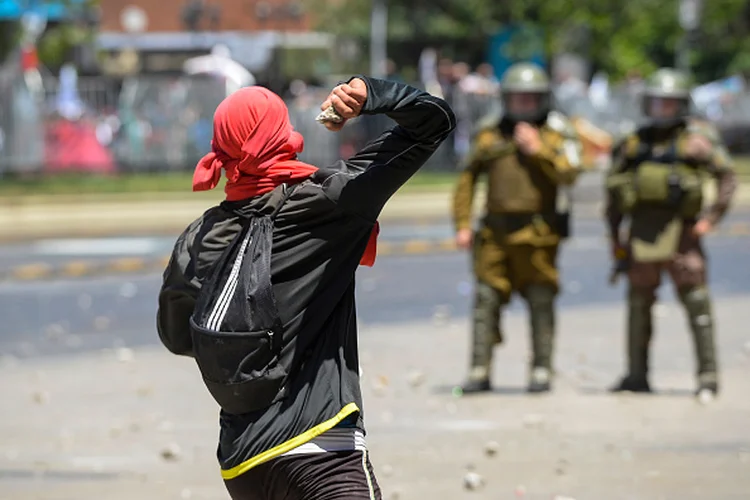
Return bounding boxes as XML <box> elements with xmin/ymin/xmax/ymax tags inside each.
<box><xmin>2</xmin><ymin>48</ymin><xmax>750</xmax><ymax>177</ymax></box>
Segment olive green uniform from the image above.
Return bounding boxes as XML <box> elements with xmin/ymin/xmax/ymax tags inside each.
<box><xmin>606</xmin><ymin>69</ymin><xmax>737</xmax><ymax>395</ymax></box>
<box><xmin>453</xmin><ymin>64</ymin><xmax>583</xmax><ymax>392</ymax></box>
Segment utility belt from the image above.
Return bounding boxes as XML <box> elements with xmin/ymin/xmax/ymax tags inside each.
<box><xmin>483</xmin><ymin>211</ymin><xmax>571</xmax><ymax>239</ymax></box>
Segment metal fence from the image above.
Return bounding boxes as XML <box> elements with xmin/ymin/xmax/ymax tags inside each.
<box><xmin>2</xmin><ymin>73</ymin><xmax>749</xmax><ymax>177</ymax></box>
<box><xmin>0</xmin><ymin>74</ymin><xmax>226</xmax><ymax>175</ymax></box>
<box><xmin>0</xmin><ymin>73</ymin><xmax>466</xmax><ymax>175</ymax></box>
<box><xmin>556</xmin><ymin>85</ymin><xmax>750</xmax><ymax>155</ymax></box>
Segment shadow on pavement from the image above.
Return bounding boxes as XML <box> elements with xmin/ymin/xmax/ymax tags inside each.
<box><xmin>430</xmin><ymin>383</ymin><xmax>529</xmax><ymax>396</ymax></box>
<box><xmin>577</xmin><ymin>385</ymin><xmax>695</xmax><ymax>397</ymax></box>
<box><xmin>0</xmin><ymin>468</ymin><xmax>121</xmax><ymax>482</ymax></box>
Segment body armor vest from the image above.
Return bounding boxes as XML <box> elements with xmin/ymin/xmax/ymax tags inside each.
<box><xmin>608</xmin><ymin>138</ymin><xmax>704</xmax><ymax>218</ymax></box>
<box><xmin>485</xmin><ymin>138</ymin><xmax>558</xmax><ymax>214</ymax></box>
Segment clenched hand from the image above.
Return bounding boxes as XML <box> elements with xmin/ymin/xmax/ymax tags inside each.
<box><xmin>513</xmin><ymin>122</ymin><xmax>543</xmax><ymax>156</ymax></box>
<box><xmin>456</xmin><ymin>228</ymin><xmax>473</xmax><ymax>250</ymax></box>
<box><xmin>692</xmin><ymin>218</ymin><xmax>713</xmax><ymax>237</ymax></box>
<box><xmin>319</xmin><ymin>78</ymin><xmax>368</xmax><ymax>132</ymax></box>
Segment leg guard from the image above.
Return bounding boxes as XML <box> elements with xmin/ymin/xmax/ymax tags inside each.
<box><xmin>627</xmin><ymin>287</ymin><xmax>655</xmax><ymax>380</ymax></box>
<box><xmin>678</xmin><ymin>285</ymin><xmax>718</xmax><ymax>391</ymax></box>
<box><xmin>525</xmin><ymin>284</ymin><xmax>556</xmax><ymax>371</ymax></box>
<box><xmin>467</xmin><ymin>281</ymin><xmax>504</xmax><ymax>383</ymax></box>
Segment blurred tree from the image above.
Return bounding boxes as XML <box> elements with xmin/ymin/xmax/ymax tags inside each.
<box><xmin>0</xmin><ymin>21</ymin><xmax>21</xmax><ymax>64</ymax></box>
<box><xmin>309</xmin><ymin>0</ymin><xmax>749</xmax><ymax>82</ymax></box>
<box><xmin>37</xmin><ymin>0</ymin><xmax>100</xmax><ymax>69</ymax></box>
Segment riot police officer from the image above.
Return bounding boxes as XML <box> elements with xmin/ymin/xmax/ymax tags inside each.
<box><xmin>605</xmin><ymin>68</ymin><xmax>737</xmax><ymax>398</ymax></box>
<box><xmin>453</xmin><ymin>62</ymin><xmax>583</xmax><ymax>394</ymax></box>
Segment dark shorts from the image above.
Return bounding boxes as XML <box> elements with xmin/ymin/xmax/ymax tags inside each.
<box><xmin>224</xmin><ymin>450</ymin><xmax>382</xmax><ymax>500</ymax></box>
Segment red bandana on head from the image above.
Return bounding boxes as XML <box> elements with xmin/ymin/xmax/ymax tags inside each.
<box><xmin>192</xmin><ymin>86</ymin><xmax>378</xmax><ymax>266</ymax></box>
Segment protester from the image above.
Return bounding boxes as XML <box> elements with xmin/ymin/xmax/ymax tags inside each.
<box><xmin>156</xmin><ymin>76</ymin><xmax>455</xmax><ymax>499</ymax></box>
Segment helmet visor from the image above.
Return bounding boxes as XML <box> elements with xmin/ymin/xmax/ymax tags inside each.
<box><xmin>505</xmin><ymin>92</ymin><xmax>544</xmax><ymax>117</ymax></box>
<box><xmin>645</xmin><ymin>96</ymin><xmax>684</xmax><ymax>119</ymax></box>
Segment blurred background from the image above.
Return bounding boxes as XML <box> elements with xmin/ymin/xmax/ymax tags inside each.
<box><xmin>2</xmin><ymin>2</ymin><xmax>750</xmax><ymax>499</ymax></box>
<box><xmin>2</xmin><ymin>0</ymin><xmax>750</xmax><ymax>182</ymax></box>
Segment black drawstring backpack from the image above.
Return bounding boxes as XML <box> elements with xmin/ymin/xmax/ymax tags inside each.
<box><xmin>189</xmin><ymin>183</ymin><xmax>296</xmax><ymax>415</ymax></box>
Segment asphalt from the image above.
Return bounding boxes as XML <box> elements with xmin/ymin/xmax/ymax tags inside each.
<box><xmin>2</xmin><ymin>189</ymin><xmax>750</xmax><ymax>498</ymax></box>
<box><xmin>1</xmin><ymin>208</ymin><xmax>750</xmax><ymax>282</ymax></box>
<box><xmin>1</xmin><ymin>214</ymin><xmax>750</xmax><ymax>359</ymax></box>
<box><xmin>1</xmin><ymin>298</ymin><xmax>749</xmax><ymax>499</ymax></box>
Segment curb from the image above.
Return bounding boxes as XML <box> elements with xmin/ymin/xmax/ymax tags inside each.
<box><xmin>2</xmin><ymin>180</ymin><xmax>750</xmax><ymax>244</ymax></box>
<box><xmin>2</xmin><ymin>221</ymin><xmax>750</xmax><ymax>283</ymax></box>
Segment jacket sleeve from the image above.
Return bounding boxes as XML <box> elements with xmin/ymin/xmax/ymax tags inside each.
<box><xmin>604</xmin><ymin>136</ymin><xmax>633</xmax><ymax>242</ymax></box>
<box><xmin>703</xmin><ymin>141</ymin><xmax>737</xmax><ymax>226</ymax></box>
<box><xmin>452</xmin><ymin>129</ymin><xmax>494</xmax><ymax>231</ymax></box>
<box><xmin>334</xmin><ymin>76</ymin><xmax>456</xmax><ymax>221</ymax></box>
<box><xmin>687</xmin><ymin>121</ymin><xmax>737</xmax><ymax>225</ymax></box>
<box><xmin>156</xmin><ymin>221</ymin><xmax>202</xmax><ymax>357</ymax></box>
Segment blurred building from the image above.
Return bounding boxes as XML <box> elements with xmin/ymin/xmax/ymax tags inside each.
<box><xmin>96</xmin><ymin>0</ymin><xmax>333</xmax><ymax>85</ymax></box>
<box><xmin>101</xmin><ymin>0</ymin><xmax>311</xmax><ymax>32</ymax></box>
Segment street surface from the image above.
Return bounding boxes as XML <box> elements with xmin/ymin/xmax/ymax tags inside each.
<box><xmin>0</xmin><ymin>213</ymin><xmax>749</xmax><ymax>499</ymax></box>
<box><xmin>1</xmin><ymin>213</ymin><xmax>749</xmax><ymax>358</ymax></box>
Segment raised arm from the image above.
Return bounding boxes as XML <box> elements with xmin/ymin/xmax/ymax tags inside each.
<box><xmin>452</xmin><ymin>128</ymin><xmax>495</xmax><ymax>232</ymax></box>
<box><xmin>331</xmin><ymin>76</ymin><xmax>456</xmax><ymax>221</ymax></box>
<box><xmin>526</xmin><ymin>112</ymin><xmax>584</xmax><ymax>186</ymax></box>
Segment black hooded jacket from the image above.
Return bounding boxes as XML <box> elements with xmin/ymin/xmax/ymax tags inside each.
<box><xmin>156</xmin><ymin>76</ymin><xmax>455</xmax><ymax>480</ymax></box>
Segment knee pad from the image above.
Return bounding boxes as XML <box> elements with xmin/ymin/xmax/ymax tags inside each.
<box><xmin>628</xmin><ymin>287</ymin><xmax>656</xmax><ymax>308</ymax></box>
<box><xmin>475</xmin><ymin>282</ymin><xmax>507</xmax><ymax>306</ymax></box>
<box><xmin>678</xmin><ymin>286</ymin><xmax>712</xmax><ymax>318</ymax></box>
<box><xmin>524</xmin><ymin>284</ymin><xmax>556</xmax><ymax>307</ymax></box>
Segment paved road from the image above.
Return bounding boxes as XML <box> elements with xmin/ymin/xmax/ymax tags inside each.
<box><xmin>0</xmin><ymin>217</ymin><xmax>481</xmax><ymax>270</ymax></box>
<box><xmin>1</xmin><ymin>214</ymin><xmax>749</xmax><ymax>359</ymax></box>
<box><xmin>2</xmin><ymin>208</ymin><xmax>750</xmax><ymax>499</ymax></box>
<box><xmin>0</xmin><ymin>210</ymin><xmax>748</xmax><ymax>269</ymax></box>
<box><xmin>2</xmin><ymin>299</ymin><xmax>750</xmax><ymax>500</ymax></box>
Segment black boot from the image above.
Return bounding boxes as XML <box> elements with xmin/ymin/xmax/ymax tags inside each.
<box><xmin>614</xmin><ymin>288</ymin><xmax>655</xmax><ymax>394</ymax></box>
<box><xmin>696</xmin><ymin>380</ymin><xmax>718</xmax><ymax>395</ymax></box>
<box><xmin>610</xmin><ymin>375</ymin><xmax>652</xmax><ymax>393</ymax></box>
<box><xmin>461</xmin><ymin>379</ymin><xmax>491</xmax><ymax>394</ymax></box>
<box><xmin>696</xmin><ymin>373</ymin><xmax>719</xmax><ymax>400</ymax></box>
<box><xmin>525</xmin><ymin>285</ymin><xmax>556</xmax><ymax>394</ymax></box>
<box><xmin>527</xmin><ymin>367</ymin><xmax>552</xmax><ymax>393</ymax></box>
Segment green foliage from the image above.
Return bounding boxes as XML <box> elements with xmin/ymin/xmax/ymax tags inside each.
<box><xmin>32</xmin><ymin>0</ymin><xmax>100</xmax><ymax>68</ymax></box>
<box><xmin>308</xmin><ymin>0</ymin><xmax>750</xmax><ymax>82</ymax></box>
<box><xmin>38</xmin><ymin>23</ymin><xmax>88</xmax><ymax>66</ymax></box>
<box><xmin>0</xmin><ymin>21</ymin><xmax>21</xmax><ymax>64</ymax></box>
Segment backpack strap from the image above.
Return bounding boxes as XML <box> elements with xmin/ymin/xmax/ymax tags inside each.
<box><xmin>221</xmin><ymin>183</ymin><xmax>298</xmax><ymax>221</ymax></box>
<box><xmin>270</xmin><ymin>183</ymin><xmax>296</xmax><ymax>221</ymax></box>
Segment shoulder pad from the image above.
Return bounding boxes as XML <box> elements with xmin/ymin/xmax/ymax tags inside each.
<box><xmin>546</xmin><ymin>111</ymin><xmax>576</xmax><ymax>137</ymax></box>
<box><xmin>610</xmin><ymin>131</ymin><xmax>630</xmax><ymax>148</ymax></box>
<box><xmin>686</xmin><ymin>119</ymin><xmax>720</xmax><ymax>143</ymax></box>
<box><xmin>473</xmin><ymin>127</ymin><xmax>502</xmax><ymax>151</ymax></box>
<box><xmin>474</xmin><ymin>111</ymin><xmax>502</xmax><ymax>133</ymax></box>
<box><xmin>611</xmin><ymin>135</ymin><xmax>627</xmax><ymax>152</ymax></box>
<box><xmin>614</xmin><ymin>133</ymin><xmax>640</xmax><ymax>157</ymax></box>
<box><xmin>617</xmin><ymin>120</ymin><xmax>638</xmax><ymax>138</ymax></box>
